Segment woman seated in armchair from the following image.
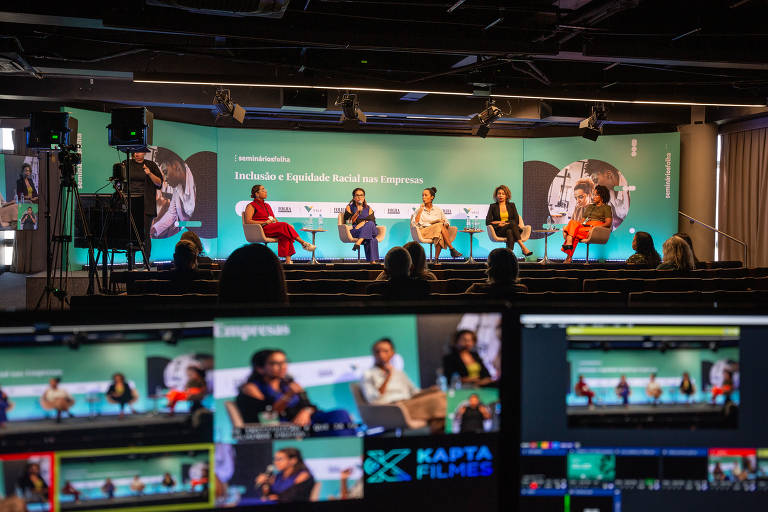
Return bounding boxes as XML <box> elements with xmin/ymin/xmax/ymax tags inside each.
<box><xmin>236</xmin><ymin>349</ymin><xmax>353</xmax><ymax>435</ymax></box>
<box><xmin>561</xmin><ymin>185</ymin><xmax>612</xmax><ymax>263</ymax></box>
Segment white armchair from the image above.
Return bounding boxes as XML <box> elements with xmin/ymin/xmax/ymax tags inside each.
<box><xmin>337</xmin><ymin>211</ymin><xmax>386</xmax><ymax>261</ymax></box>
<box><xmin>242</xmin><ymin>211</ymin><xmax>278</xmax><ymax>245</ymax></box>
<box><xmin>349</xmin><ymin>383</ymin><xmax>427</xmax><ymax>431</ymax></box>
<box><xmin>410</xmin><ymin>217</ymin><xmax>458</xmax><ymax>261</ymax></box>
<box><xmin>583</xmin><ymin>226</ymin><xmax>611</xmax><ymax>264</ymax></box>
<box><xmin>486</xmin><ymin>215</ymin><xmax>532</xmax><ymax>245</ymax></box>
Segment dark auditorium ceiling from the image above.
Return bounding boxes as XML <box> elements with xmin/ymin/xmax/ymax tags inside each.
<box><xmin>1</xmin><ymin>0</ymin><xmax>768</xmax><ymax>136</ymax></box>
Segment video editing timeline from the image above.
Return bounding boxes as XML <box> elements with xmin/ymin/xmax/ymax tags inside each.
<box><xmin>519</xmin><ymin>314</ymin><xmax>768</xmax><ymax>512</ymax></box>
<box><xmin>521</xmin><ymin>443</ymin><xmax>766</xmax><ymax>493</ymax></box>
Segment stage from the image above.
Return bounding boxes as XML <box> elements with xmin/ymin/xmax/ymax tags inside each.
<box><xmin>59</xmin><ymin>490</ymin><xmax>209</xmax><ymax>511</ymax></box>
<box><xmin>0</xmin><ymin>410</ymin><xmax>213</xmax><ymax>451</ymax></box>
<box><xmin>567</xmin><ymin>402</ymin><xmax>738</xmax><ymax>428</ymax></box>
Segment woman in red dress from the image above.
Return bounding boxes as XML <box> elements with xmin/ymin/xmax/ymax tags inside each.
<box><xmin>244</xmin><ymin>185</ymin><xmax>315</xmax><ymax>264</ymax></box>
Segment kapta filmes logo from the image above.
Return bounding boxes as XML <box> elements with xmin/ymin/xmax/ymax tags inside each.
<box><xmin>387</xmin><ymin>208</ymin><xmax>400</xmax><ymax>215</ymax></box>
<box><xmin>364</xmin><ymin>445</ymin><xmax>493</xmax><ymax>483</ymax></box>
<box><xmin>277</xmin><ymin>207</ymin><xmax>292</xmax><ymax>213</ymax></box>
<box><xmin>416</xmin><ymin>445</ymin><xmax>493</xmax><ymax>480</ymax></box>
<box><xmin>365</xmin><ymin>449</ymin><xmax>412</xmax><ymax>483</ymax></box>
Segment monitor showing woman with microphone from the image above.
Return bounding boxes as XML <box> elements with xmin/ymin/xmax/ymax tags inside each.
<box><xmin>254</xmin><ymin>447</ymin><xmax>315</xmax><ymax>503</ymax></box>
<box><xmin>234</xmin><ymin>349</ymin><xmax>354</xmax><ymax>435</ymax></box>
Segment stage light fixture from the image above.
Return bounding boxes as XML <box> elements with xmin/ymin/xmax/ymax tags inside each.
<box><xmin>339</xmin><ymin>93</ymin><xmax>367</xmax><ymax>124</ymax></box>
<box><xmin>108</xmin><ymin>107</ymin><xmax>153</xmax><ymax>150</ymax></box>
<box><xmin>162</xmin><ymin>329</ymin><xmax>179</xmax><ymax>346</ymax></box>
<box><xmin>134</xmin><ymin>78</ymin><xmax>768</xmax><ymax>108</ymax></box>
<box><xmin>25</xmin><ymin>111</ymin><xmax>74</xmax><ymax>149</ymax></box>
<box><xmin>579</xmin><ymin>104</ymin><xmax>607</xmax><ymax>141</ymax></box>
<box><xmin>213</xmin><ymin>88</ymin><xmax>246</xmax><ymax>123</ymax></box>
<box><xmin>470</xmin><ymin>101</ymin><xmax>503</xmax><ymax>138</ymax></box>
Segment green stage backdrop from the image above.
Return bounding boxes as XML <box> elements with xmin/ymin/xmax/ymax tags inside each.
<box><xmin>213</xmin><ymin>315</ymin><xmax>420</xmax><ymax>443</ymax></box>
<box><xmin>62</xmin><ymin>106</ymin><xmax>679</xmax><ymax>264</ymax></box>
<box><xmin>0</xmin><ymin>339</ymin><xmax>213</xmax><ymax>420</ymax></box>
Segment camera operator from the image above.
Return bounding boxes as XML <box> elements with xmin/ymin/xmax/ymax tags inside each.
<box><xmin>127</xmin><ymin>152</ymin><xmax>163</xmax><ymax>259</ymax></box>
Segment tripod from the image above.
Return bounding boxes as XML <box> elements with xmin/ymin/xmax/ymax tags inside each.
<box><xmin>35</xmin><ymin>146</ymin><xmax>100</xmax><ymax>310</ymax></box>
<box><xmin>112</xmin><ymin>177</ymin><xmax>151</xmax><ymax>271</ymax></box>
<box><xmin>119</xmin><ymin>150</ymin><xmax>151</xmax><ymax>271</ymax></box>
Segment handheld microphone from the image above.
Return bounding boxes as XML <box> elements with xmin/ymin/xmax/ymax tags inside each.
<box><xmin>265</xmin><ymin>464</ymin><xmax>276</xmax><ymax>476</ymax></box>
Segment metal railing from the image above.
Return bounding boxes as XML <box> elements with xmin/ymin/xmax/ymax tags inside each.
<box><xmin>678</xmin><ymin>210</ymin><xmax>748</xmax><ymax>266</ymax></box>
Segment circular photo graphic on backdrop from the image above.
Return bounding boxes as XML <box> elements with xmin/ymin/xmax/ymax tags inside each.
<box><xmin>546</xmin><ymin>159</ymin><xmax>630</xmax><ymax>231</ymax></box>
<box><xmin>150</xmin><ymin>147</ymin><xmax>196</xmax><ymax>239</ymax></box>
<box><xmin>145</xmin><ymin>148</ymin><xmax>218</xmax><ymax>240</ymax></box>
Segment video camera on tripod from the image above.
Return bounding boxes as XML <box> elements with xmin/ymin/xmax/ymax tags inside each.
<box><xmin>58</xmin><ymin>144</ymin><xmax>82</xmax><ymax>184</ymax></box>
<box><xmin>25</xmin><ymin>111</ymin><xmax>100</xmax><ymax>309</ymax></box>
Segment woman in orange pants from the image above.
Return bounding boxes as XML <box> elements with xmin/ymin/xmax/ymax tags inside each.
<box><xmin>244</xmin><ymin>184</ymin><xmax>316</xmax><ymax>264</ymax></box>
<box><xmin>166</xmin><ymin>366</ymin><xmax>207</xmax><ymax>415</ymax></box>
<box><xmin>561</xmin><ymin>185</ymin><xmax>613</xmax><ymax>263</ymax></box>
<box><xmin>711</xmin><ymin>370</ymin><xmax>734</xmax><ymax>403</ymax></box>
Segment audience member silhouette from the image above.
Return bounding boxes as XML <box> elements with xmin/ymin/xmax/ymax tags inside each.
<box><xmin>366</xmin><ymin>247</ymin><xmax>430</xmax><ymax>299</ymax></box>
<box><xmin>466</xmin><ymin>248</ymin><xmax>527</xmax><ymax>297</ymax></box>
<box><xmin>219</xmin><ymin>244</ymin><xmax>288</xmax><ymax>305</ymax></box>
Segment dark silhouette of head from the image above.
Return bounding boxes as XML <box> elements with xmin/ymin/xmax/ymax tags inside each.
<box><xmin>384</xmin><ymin>246</ymin><xmax>412</xmax><ymax>279</ymax></box>
<box><xmin>674</xmin><ymin>232</ymin><xmax>700</xmax><ymax>264</ymax></box>
<box><xmin>219</xmin><ymin>244</ymin><xmax>287</xmax><ymax>304</ymax></box>
<box><xmin>180</xmin><ymin>231</ymin><xmax>204</xmax><ymax>254</ymax></box>
<box><xmin>402</xmin><ymin>241</ymin><xmax>428</xmax><ymax>277</ymax></box>
<box><xmin>633</xmin><ymin>231</ymin><xmax>660</xmax><ymax>267</ymax></box>
<box><xmin>487</xmin><ymin>248</ymin><xmax>519</xmax><ymax>284</ymax></box>
<box><xmin>174</xmin><ymin>240</ymin><xmax>199</xmax><ymax>272</ymax></box>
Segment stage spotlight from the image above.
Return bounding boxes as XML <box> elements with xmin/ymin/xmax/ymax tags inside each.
<box><xmin>66</xmin><ymin>332</ymin><xmax>87</xmax><ymax>351</ymax></box>
<box><xmin>162</xmin><ymin>329</ymin><xmax>180</xmax><ymax>346</ymax></box>
<box><xmin>108</xmin><ymin>107</ymin><xmax>153</xmax><ymax>150</ymax></box>
<box><xmin>213</xmin><ymin>88</ymin><xmax>246</xmax><ymax>124</ymax></box>
<box><xmin>579</xmin><ymin>104</ymin><xmax>607</xmax><ymax>141</ymax></box>
<box><xmin>470</xmin><ymin>102</ymin><xmax>502</xmax><ymax>138</ymax></box>
<box><xmin>26</xmin><ymin>111</ymin><xmax>75</xmax><ymax>149</ymax></box>
<box><xmin>339</xmin><ymin>93</ymin><xmax>367</xmax><ymax>124</ymax></box>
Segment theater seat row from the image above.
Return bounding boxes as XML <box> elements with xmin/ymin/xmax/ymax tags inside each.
<box><xmin>71</xmin><ymin>289</ymin><xmax>768</xmax><ymax>311</ymax></box>
<box><xmin>124</xmin><ymin>275</ymin><xmax>768</xmax><ymax>296</ymax></box>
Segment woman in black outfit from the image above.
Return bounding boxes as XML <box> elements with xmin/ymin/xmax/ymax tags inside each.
<box><xmin>485</xmin><ymin>184</ymin><xmax>532</xmax><ymax>257</ymax></box>
<box><xmin>106</xmin><ymin>373</ymin><xmax>136</xmax><ymax>417</ymax></box>
<box><xmin>16</xmin><ymin>163</ymin><xmax>38</xmax><ymax>202</ymax></box>
<box><xmin>442</xmin><ymin>330</ymin><xmax>493</xmax><ymax>387</ymax></box>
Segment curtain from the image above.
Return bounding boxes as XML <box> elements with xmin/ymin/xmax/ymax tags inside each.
<box><xmin>719</xmin><ymin>129</ymin><xmax>768</xmax><ymax>267</ymax></box>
